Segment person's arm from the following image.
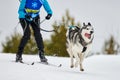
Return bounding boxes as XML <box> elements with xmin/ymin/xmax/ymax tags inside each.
<box><xmin>42</xmin><ymin>0</ymin><xmax>53</xmax><ymax>15</ymax></box>
<box><xmin>18</xmin><ymin>0</ymin><xmax>26</xmax><ymax>18</ymax></box>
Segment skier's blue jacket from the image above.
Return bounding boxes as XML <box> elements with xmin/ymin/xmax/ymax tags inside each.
<box><xmin>18</xmin><ymin>0</ymin><xmax>53</xmax><ymax>18</ymax></box>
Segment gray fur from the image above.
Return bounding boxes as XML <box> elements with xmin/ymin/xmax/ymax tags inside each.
<box><xmin>66</xmin><ymin>22</ymin><xmax>94</xmax><ymax>71</ymax></box>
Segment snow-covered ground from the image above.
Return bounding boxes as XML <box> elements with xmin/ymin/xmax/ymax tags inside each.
<box><xmin>0</xmin><ymin>53</ymin><xmax>120</xmax><ymax>80</ymax></box>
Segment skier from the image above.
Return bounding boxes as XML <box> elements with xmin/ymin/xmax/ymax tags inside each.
<box><xmin>16</xmin><ymin>0</ymin><xmax>53</xmax><ymax>63</ymax></box>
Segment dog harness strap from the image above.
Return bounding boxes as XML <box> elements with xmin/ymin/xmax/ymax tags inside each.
<box><xmin>79</xmin><ymin>34</ymin><xmax>87</xmax><ymax>47</ymax></box>
<box><xmin>82</xmin><ymin>47</ymin><xmax>87</xmax><ymax>53</ymax></box>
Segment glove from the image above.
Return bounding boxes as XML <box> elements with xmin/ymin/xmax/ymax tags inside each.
<box><xmin>45</xmin><ymin>14</ymin><xmax>52</xmax><ymax>20</ymax></box>
<box><xmin>25</xmin><ymin>15</ymin><xmax>33</xmax><ymax>21</ymax></box>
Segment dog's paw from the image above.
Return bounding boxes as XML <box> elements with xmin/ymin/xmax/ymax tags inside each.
<box><xmin>80</xmin><ymin>68</ymin><xmax>84</xmax><ymax>71</ymax></box>
<box><xmin>70</xmin><ymin>65</ymin><xmax>74</xmax><ymax>68</ymax></box>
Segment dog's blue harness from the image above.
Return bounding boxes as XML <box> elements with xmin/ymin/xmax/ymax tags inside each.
<box><xmin>69</xmin><ymin>26</ymin><xmax>75</xmax><ymax>29</ymax></box>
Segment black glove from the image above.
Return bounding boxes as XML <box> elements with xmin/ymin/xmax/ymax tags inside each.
<box><xmin>45</xmin><ymin>14</ymin><xmax>52</xmax><ymax>20</ymax></box>
<box><xmin>25</xmin><ymin>15</ymin><xmax>32</xmax><ymax>21</ymax></box>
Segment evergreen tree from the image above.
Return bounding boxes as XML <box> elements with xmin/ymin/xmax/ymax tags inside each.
<box><xmin>2</xmin><ymin>31</ymin><xmax>22</xmax><ymax>53</ymax></box>
<box><xmin>2</xmin><ymin>28</ymin><xmax>38</xmax><ymax>54</ymax></box>
<box><xmin>103</xmin><ymin>35</ymin><xmax>119</xmax><ymax>54</ymax></box>
<box><xmin>44</xmin><ymin>10</ymin><xmax>81</xmax><ymax>57</ymax></box>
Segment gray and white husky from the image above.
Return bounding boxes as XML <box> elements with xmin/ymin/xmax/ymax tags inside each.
<box><xmin>66</xmin><ymin>22</ymin><xmax>94</xmax><ymax>71</ymax></box>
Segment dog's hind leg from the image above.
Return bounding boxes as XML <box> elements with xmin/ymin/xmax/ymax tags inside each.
<box><xmin>70</xmin><ymin>54</ymin><xmax>74</xmax><ymax>68</ymax></box>
<box><xmin>74</xmin><ymin>53</ymin><xmax>80</xmax><ymax>68</ymax></box>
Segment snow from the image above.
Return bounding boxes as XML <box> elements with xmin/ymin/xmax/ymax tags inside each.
<box><xmin>0</xmin><ymin>53</ymin><xmax>120</xmax><ymax>80</ymax></box>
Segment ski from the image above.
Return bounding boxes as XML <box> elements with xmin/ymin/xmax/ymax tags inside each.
<box><xmin>18</xmin><ymin>61</ymin><xmax>34</xmax><ymax>65</ymax></box>
<box><xmin>38</xmin><ymin>62</ymin><xmax>62</xmax><ymax>67</ymax></box>
<box><xmin>12</xmin><ymin>60</ymin><xmax>62</xmax><ymax>67</ymax></box>
<box><xmin>12</xmin><ymin>60</ymin><xmax>34</xmax><ymax>65</ymax></box>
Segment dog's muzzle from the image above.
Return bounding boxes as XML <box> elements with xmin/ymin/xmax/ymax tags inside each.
<box><xmin>85</xmin><ymin>33</ymin><xmax>91</xmax><ymax>39</ymax></box>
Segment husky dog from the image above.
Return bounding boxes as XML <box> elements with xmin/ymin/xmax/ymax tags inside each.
<box><xmin>66</xmin><ymin>22</ymin><xmax>94</xmax><ymax>71</ymax></box>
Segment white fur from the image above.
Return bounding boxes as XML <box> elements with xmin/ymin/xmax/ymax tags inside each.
<box><xmin>66</xmin><ymin>23</ymin><xmax>94</xmax><ymax>71</ymax></box>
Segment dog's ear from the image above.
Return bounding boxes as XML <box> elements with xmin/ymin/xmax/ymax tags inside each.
<box><xmin>83</xmin><ymin>23</ymin><xmax>85</xmax><ymax>26</ymax></box>
<box><xmin>88</xmin><ymin>22</ymin><xmax>91</xmax><ymax>26</ymax></box>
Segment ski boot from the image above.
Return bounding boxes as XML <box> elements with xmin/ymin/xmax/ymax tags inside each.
<box><xmin>39</xmin><ymin>51</ymin><xmax>48</xmax><ymax>63</ymax></box>
<box><xmin>16</xmin><ymin>55</ymin><xmax>23</xmax><ymax>63</ymax></box>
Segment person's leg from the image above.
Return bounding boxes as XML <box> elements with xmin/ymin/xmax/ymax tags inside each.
<box><xmin>30</xmin><ymin>16</ymin><xmax>47</xmax><ymax>62</ymax></box>
<box><xmin>16</xmin><ymin>19</ymin><xmax>31</xmax><ymax>62</ymax></box>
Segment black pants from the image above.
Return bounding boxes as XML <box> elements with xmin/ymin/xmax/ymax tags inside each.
<box><xmin>17</xmin><ymin>16</ymin><xmax>44</xmax><ymax>57</ymax></box>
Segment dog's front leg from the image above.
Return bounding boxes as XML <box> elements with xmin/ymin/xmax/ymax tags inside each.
<box><xmin>67</xmin><ymin>48</ymin><xmax>74</xmax><ymax>68</ymax></box>
<box><xmin>79</xmin><ymin>53</ymin><xmax>84</xmax><ymax>71</ymax></box>
<box><xmin>74</xmin><ymin>53</ymin><xmax>80</xmax><ymax>68</ymax></box>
